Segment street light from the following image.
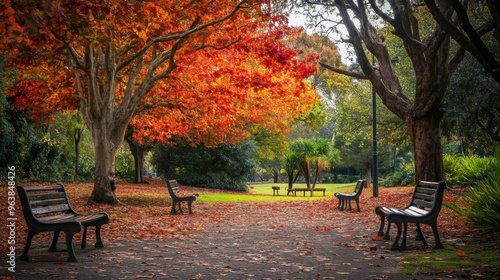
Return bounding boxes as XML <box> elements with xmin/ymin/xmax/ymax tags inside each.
<box><xmin>351</xmin><ymin>56</ymin><xmax>398</xmax><ymax>198</ymax></box>
<box><xmin>371</xmin><ymin>56</ymin><xmax>378</xmax><ymax>197</ymax></box>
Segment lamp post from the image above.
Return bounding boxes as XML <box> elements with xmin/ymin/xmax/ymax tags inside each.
<box><xmin>352</xmin><ymin>56</ymin><xmax>398</xmax><ymax>198</ymax></box>
<box><xmin>371</xmin><ymin>58</ymin><xmax>379</xmax><ymax>197</ymax></box>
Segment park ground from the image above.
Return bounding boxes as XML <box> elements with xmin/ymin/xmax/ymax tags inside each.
<box><xmin>1</xmin><ymin>178</ymin><xmax>499</xmax><ymax>279</ymax></box>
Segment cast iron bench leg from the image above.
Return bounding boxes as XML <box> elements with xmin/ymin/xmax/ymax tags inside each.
<box><xmin>95</xmin><ymin>224</ymin><xmax>105</xmax><ymax>248</ymax></box>
<box><xmin>81</xmin><ymin>226</ymin><xmax>88</xmax><ymax>248</ymax></box>
<box><xmin>49</xmin><ymin>231</ymin><xmax>60</xmax><ymax>252</ymax></box>
<box><xmin>65</xmin><ymin>231</ymin><xmax>78</xmax><ymax>262</ymax></box>
<box><xmin>20</xmin><ymin>231</ymin><xmax>35</xmax><ymax>261</ymax></box>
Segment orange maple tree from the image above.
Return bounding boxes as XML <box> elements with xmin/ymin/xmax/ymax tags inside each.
<box><xmin>5</xmin><ymin>0</ymin><xmax>319</xmax><ymax>204</ymax></box>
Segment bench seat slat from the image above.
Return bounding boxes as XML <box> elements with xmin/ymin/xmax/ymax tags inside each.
<box><xmin>31</xmin><ymin>204</ymin><xmax>71</xmax><ymax>215</ymax></box>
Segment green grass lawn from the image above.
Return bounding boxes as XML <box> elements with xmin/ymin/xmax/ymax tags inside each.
<box><xmin>196</xmin><ymin>182</ymin><xmax>356</xmax><ymax>203</ymax></box>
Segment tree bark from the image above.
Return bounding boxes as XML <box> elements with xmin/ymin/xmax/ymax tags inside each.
<box><xmin>73</xmin><ymin>128</ymin><xmax>82</xmax><ymax>179</ymax></box>
<box><xmin>408</xmin><ymin>116</ymin><xmax>444</xmax><ymax>182</ymax></box>
<box><xmin>85</xmin><ymin>130</ymin><xmax>125</xmax><ymax>205</ymax></box>
<box><xmin>125</xmin><ymin>136</ymin><xmax>153</xmax><ymax>184</ymax></box>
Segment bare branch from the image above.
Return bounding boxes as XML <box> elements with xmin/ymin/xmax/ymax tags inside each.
<box><xmin>319</xmin><ymin>62</ymin><xmax>368</xmax><ymax>79</ymax></box>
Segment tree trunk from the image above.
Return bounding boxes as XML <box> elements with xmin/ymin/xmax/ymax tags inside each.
<box><xmin>299</xmin><ymin>160</ymin><xmax>311</xmax><ymax>188</ymax></box>
<box><xmin>366</xmin><ymin>167</ymin><xmax>372</xmax><ymax>189</ymax></box>
<box><xmin>125</xmin><ymin>136</ymin><xmax>153</xmax><ymax>184</ymax></box>
<box><xmin>73</xmin><ymin>128</ymin><xmax>82</xmax><ymax>179</ymax></box>
<box><xmin>287</xmin><ymin>172</ymin><xmax>294</xmax><ymax>190</ymax></box>
<box><xmin>408</xmin><ymin>117</ymin><xmax>445</xmax><ymax>182</ymax></box>
<box><xmin>86</xmin><ymin>119</ymin><xmax>126</xmax><ymax>205</ymax></box>
<box><xmin>273</xmin><ymin>170</ymin><xmax>279</xmax><ymax>183</ymax></box>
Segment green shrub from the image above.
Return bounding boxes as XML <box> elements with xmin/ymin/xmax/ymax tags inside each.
<box><xmin>443</xmin><ymin>154</ymin><xmax>460</xmax><ymax>185</ymax></box>
<box><xmin>381</xmin><ymin>162</ymin><xmax>415</xmax><ymax>186</ymax></box>
<box><xmin>456</xmin><ymin>155</ymin><xmax>496</xmax><ymax>186</ymax></box>
<box><xmin>495</xmin><ymin>146</ymin><xmax>500</xmax><ymax>177</ymax></box>
<box><xmin>445</xmin><ymin>176</ymin><xmax>500</xmax><ymax>231</ymax></box>
<box><xmin>152</xmin><ymin>139</ymin><xmax>257</xmax><ymax>191</ymax></box>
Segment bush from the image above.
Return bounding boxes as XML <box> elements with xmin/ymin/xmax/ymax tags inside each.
<box><xmin>381</xmin><ymin>162</ymin><xmax>415</xmax><ymax>187</ymax></box>
<box><xmin>456</xmin><ymin>155</ymin><xmax>496</xmax><ymax>186</ymax></box>
<box><xmin>445</xmin><ymin>176</ymin><xmax>500</xmax><ymax>231</ymax></box>
<box><xmin>152</xmin><ymin>139</ymin><xmax>257</xmax><ymax>191</ymax></box>
<box><xmin>443</xmin><ymin>154</ymin><xmax>461</xmax><ymax>185</ymax></box>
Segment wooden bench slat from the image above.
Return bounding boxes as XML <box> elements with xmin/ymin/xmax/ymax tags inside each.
<box><xmin>28</xmin><ymin>192</ymin><xmax>67</xmax><ymax>201</ymax></box>
<box><xmin>413</xmin><ymin>199</ymin><xmax>435</xmax><ymax>209</ymax></box>
<box><xmin>31</xmin><ymin>204</ymin><xmax>71</xmax><ymax>215</ymax></box>
<box><xmin>23</xmin><ymin>185</ymin><xmax>65</xmax><ymax>192</ymax></box>
<box><xmin>29</xmin><ymin>198</ymin><xmax>69</xmax><ymax>207</ymax></box>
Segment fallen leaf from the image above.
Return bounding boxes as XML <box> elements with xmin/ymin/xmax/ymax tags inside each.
<box><xmin>372</xmin><ymin>236</ymin><xmax>383</xmax><ymax>241</ymax></box>
<box><xmin>456</xmin><ymin>250</ymin><xmax>466</xmax><ymax>257</ymax></box>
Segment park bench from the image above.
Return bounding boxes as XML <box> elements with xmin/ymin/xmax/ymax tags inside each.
<box><xmin>166</xmin><ymin>180</ymin><xmax>199</xmax><ymax>214</ymax></box>
<box><xmin>334</xmin><ymin>180</ymin><xmax>366</xmax><ymax>212</ymax></box>
<box><xmin>289</xmin><ymin>188</ymin><xmax>326</xmax><ymax>197</ymax></box>
<box><xmin>17</xmin><ymin>185</ymin><xmax>109</xmax><ymax>262</ymax></box>
<box><xmin>374</xmin><ymin>180</ymin><xmax>448</xmax><ymax>250</ymax></box>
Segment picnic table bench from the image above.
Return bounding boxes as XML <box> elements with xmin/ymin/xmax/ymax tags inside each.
<box><xmin>374</xmin><ymin>180</ymin><xmax>448</xmax><ymax>250</ymax></box>
<box><xmin>334</xmin><ymin>180</ymin><xmax>365</xmax><ymax>212</ymax></box>
<box><xmin>166</xmin><ymin>180</ymin><xmax>199</xmax><ymax>214</ymax></box>
<box><xmin>288</xmin><ymin>188</ymin><xmax>326</xmax><ymax>197</ymax></box>
<box><xmin>17</xmin><ymin>185</ymin><xmax>109</xmax><ymax>262</ymax></box>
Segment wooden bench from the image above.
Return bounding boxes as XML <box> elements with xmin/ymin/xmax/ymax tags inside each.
<box><xmin>334</xmin><ymin>180</ymin><xmax>365</xmax><ymax>212</ymax></box>
<box><xmin>17</xmin><ymin>185</ymin><xmax>109</xmax><ymax>262</ymax></box>
<box><xmin>271</xmin><ymin>186</ymin><xmax>280</xmax><ymax>196</ymax></box>
<box><xmin>374</xmin><ymin>180</ymin><xmax>448</xmax><ymax>250</ymax></box>
<box><xmin>289</xmin><ymin>188</ymin><xmax>326</xmax><ymax>197</ymax></box>
<box><xmin>166</xmin><ymin>180</ymin><xmax>199</xmax><ymax>214</ymax></box>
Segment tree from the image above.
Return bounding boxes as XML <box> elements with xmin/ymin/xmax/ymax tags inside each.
<box><xmin>423</xmin><ymin>0</ymin><xmax>500</xmax><ymax>83</ymax></box>
<box><xmin>8</xmin><ymin>0</ymin><xmax>318</xmax><ymax>204</ymax></box>
<box><xmin>152</xmin><ymin>139</ymin><xmax>257</xmax><ymax>191</ymax></box>
<box><xmin>299</xmin><ymin>0</ymin><xmax>468</xmax><ymax>183</ymax></box>
<box><xmin>125</xmin><ymin>127</ymin><xmax>154</xmax><ymax>184</ymax></box>
<box><xmin>289</xmin><ymin>138</ymin><xmax>334</xmax><ymax>188</ymax></box>
<box><xmin>282</xmin><ymin>151</ymin><xmax>301</xmax><ymax>189</ymax></box>
<box><xmin>443</xmin><ymin>44</ymin><xmax>500</xmax><ymax>148</ymax></box>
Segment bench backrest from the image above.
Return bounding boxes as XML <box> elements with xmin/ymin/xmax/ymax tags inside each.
<box><xmin>354</xmin><ymin>180</ymin><xmax>365</xmax><ymax>195</ymax></box>
<box><xmin>17</xmin><ymin>185</ymin><xmax>76</xmax><ymax>222</ymax></box>
<box><xmin>166</xmin><ymin>180</ymin><xmax>181</xmax><ymax>198</ymax></box>
<box><xmin>409</xmin><ymin>180</ymin><xmax>448</xmax><ymax>214</ymax></box>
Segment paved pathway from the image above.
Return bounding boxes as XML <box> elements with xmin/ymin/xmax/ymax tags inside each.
<box><xmin>3</xmin><ymin>200</ymin><xmax>442</xmax><ymax>279</ymax></box>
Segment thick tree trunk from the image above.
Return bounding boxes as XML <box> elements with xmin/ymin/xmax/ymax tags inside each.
<box><xmin>408</xmin><ymin>117</ymin><xmax>444</xmax><ymax>182</ymax></box>
<box><xmin>86</xmin><ymin>116</ymin><xmax>127</xmax><ymax>204</ymax></box>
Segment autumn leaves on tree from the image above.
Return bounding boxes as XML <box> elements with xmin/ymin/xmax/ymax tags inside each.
<box><xmin>4</xmin><ymin>0</ymin><xmax>319</xmax><ymax>204</ymax></box>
